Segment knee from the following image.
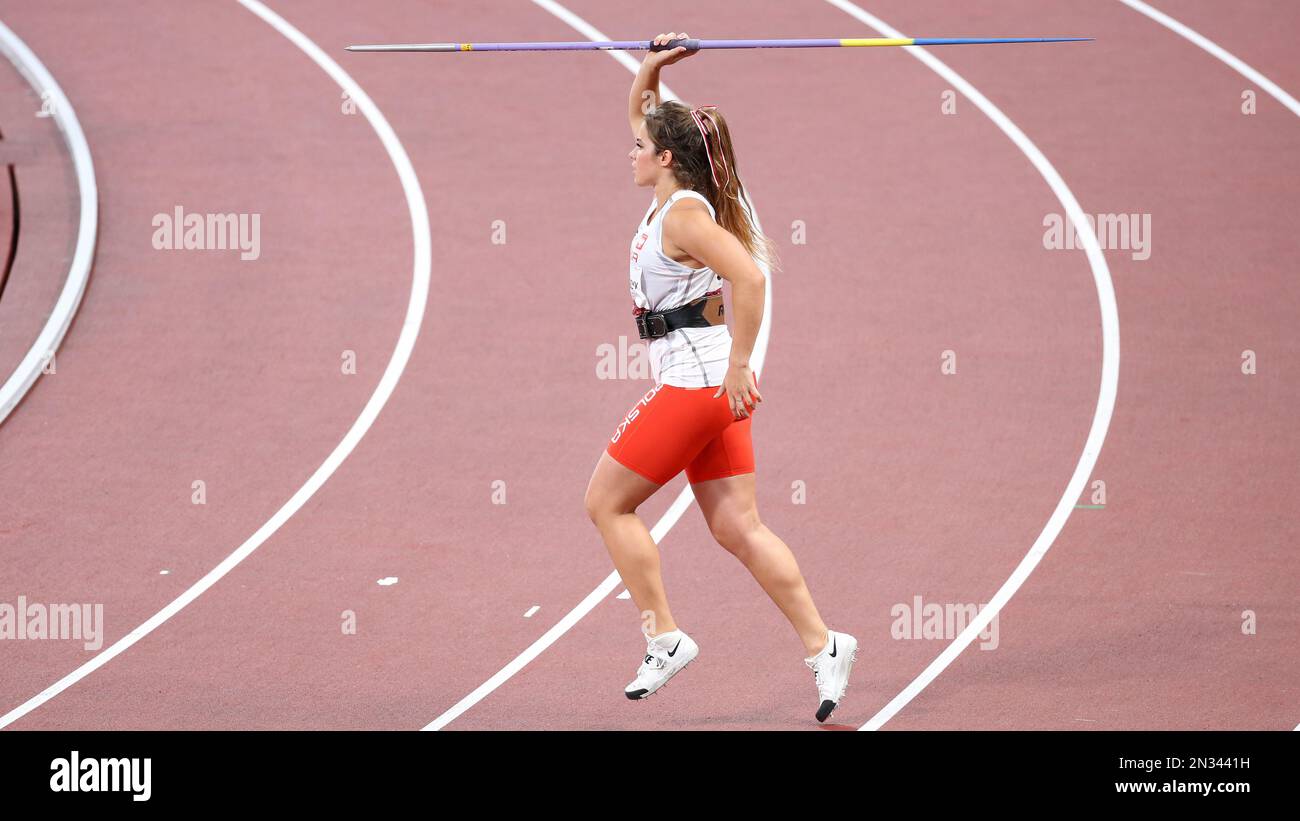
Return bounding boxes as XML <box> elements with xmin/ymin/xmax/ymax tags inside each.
<box><xmin>709</xmin><ymin>510</ymin><xmax>763</xmax><ymax>556</ymax></box>
<box><xmin>583</xmin><ymin>487</ymin><xmax>603</xmax><ymax>526</ymax></box>
<box><xmin>584</xmin><ymin>486</ymin><xmax>627</xmax><ymax>526</ymax></box>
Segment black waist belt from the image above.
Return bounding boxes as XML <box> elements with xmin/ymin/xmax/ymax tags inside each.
<box><xmin>635</xmin><ymin>293</ymin><xmax>725</xmax><ymax>340</ymax></box>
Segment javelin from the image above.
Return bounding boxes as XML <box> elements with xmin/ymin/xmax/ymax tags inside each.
<box><xmin>345</xmin><ymin>36</ymin><xmax>1092</xmax><ymax>53</ymax></box>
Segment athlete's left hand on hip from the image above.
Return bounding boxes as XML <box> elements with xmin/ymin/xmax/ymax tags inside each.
<box><xmin>715</xmin><ymin>364</ymin><xmax>762</xmax><ymax>419</ymax></box>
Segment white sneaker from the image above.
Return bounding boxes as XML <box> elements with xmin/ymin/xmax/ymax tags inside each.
<box><xmin>624</xmin><ymin>629</ymin><xmax>699</xmax><ymax>700</ymax></box>
<box><xmin>804</xmin><ymin>629</ymin><xmax>858</xmax><ymax>722</ymax></box>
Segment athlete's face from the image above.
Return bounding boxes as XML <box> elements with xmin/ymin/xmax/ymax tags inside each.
<box><xmin>630</xmin><ymin>120</ymin><xmax>668</xmax><ymax>187</ymax></box>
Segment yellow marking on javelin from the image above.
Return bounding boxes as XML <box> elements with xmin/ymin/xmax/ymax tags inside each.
<box><xmin>839</xmin><ymin>38</ymin><xmax>915</xmax><ymax>47</ymax></box>
<box><xmin>461</xmin><ymin>43</ymin><xmax>473</xmax><ymax>51</ymax></box>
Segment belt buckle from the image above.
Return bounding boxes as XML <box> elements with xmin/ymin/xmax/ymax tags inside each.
<box><xmin>637</xmin><ymin>312</ymin><xmax>667</xmax><ymax>339</ymax></box>
<box><xmin>646</xmin><ymin>314</ymin><xmax>667</xmax><ymax>338</ymax></box>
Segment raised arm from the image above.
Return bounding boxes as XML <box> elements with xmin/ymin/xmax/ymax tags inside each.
<box><xmin>629</xmin><ymin>62</ymin><xmax>662</xmax><ymax>134</ymax></box>
<box><xmin>629</xmin><ymin>32</ymin><xmax>696</xmax><ymax>135</ymax></box>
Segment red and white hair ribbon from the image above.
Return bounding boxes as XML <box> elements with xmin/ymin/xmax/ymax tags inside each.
<box><xmin>690</xmin><ymin>104</ymin><xmax>730</xmax><ymax>191</ymax></box>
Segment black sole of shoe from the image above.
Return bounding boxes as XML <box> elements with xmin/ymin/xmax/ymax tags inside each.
<box><xmin>816</xmin><ymin>699</ymin><xmax>837</xmax><ymax>722</ymax></box>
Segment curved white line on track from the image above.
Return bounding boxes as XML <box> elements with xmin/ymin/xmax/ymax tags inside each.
<box><xmin>0</xmin><ymin>0</ymin><xmax>432</xmax><ymax>730</ymax></box>
<box><xmin>821</xmin><ymin>0</ymin><xmax>1120</xmax><ymax>731</ymax></box>
<box><xmin>0</xmin><ymin>20</ymin><xmax>98</xmax><ymax>424</ymax></box>
<box><xmin>423</xmin><ymin>0</ymin><xmax>774</xmax><ymax>731</ymax></box>
<box><xmin>1118</xmin><ymin>0</ymin><xmax>1300</xmax><ymax>118</ymax></box>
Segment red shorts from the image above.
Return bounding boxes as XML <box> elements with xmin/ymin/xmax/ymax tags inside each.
<box><xmin>605</xmin><ymin>377</ymin><xmax>758</xmax><ymax>485</ymax></box>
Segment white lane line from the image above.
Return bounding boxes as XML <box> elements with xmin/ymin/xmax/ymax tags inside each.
<box><xmin>1118</xmin><ymin>0</ymin><xmax>1300</xmax><ymax>118</ymax></box>
<box><xmin>821</xmin><ymin>0</ymin><xmax>1120</xmax><ymax>732</ymax></box>
<box><xmin>523</xmin><ymin>606</ymin><xmax>539</xmax><ymax>618</ymax></box>
<box><xmin>0</xmin><ymin>0</ymin><xmax>432</xmax><ymax>730</ymax></box>
<box><xmin>0</xmin><ymin>20</ymin><xmax>98</xmax><ymax>425</ymax></box>
<box><xmin>422</xmin><ymin>0</ymin><xmax>774</xmax><ymax>731</ymax></box>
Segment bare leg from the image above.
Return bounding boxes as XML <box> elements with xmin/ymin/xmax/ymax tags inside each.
<box><xmin>584</xmin><ymin>452</ymin><xmax>677</xmax><ymax>637</ymax></box>
<box><xmin>691</xmin><ymin>472</ymin><xmax>829</xmax><ymax>657</ymax></box>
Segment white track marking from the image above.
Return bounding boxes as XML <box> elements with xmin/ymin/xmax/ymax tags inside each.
<box><xmin>1118</xmin><ymin>0</ymin><xmax>1300</xmax><ymax>118</ymax></box>
<box><xmin>523</xmin><ymin>606</ymin><xmax>539</xmax><ymax>618</ymax></box>
<box><xmin>822</xmin><ymin>0</ymin><xmax>1120</xmax><ymax>731</ymax></box>
<box><xmin>0</xmin><ymin>21</ymin><xmax>98</xmax><ymax>424</ymax></box>
<box><xmin>422</xmin><ymin>0</ymin><xmax>774</xmax><ymax>731</ymax></box>
<box><xmin>0</xmin><ymin>0</ymin><xmax>432</xmax><ymax>730</ymax></box>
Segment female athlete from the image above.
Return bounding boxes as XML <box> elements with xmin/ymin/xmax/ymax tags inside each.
<box><xmin>582</xmin><ymin>32</ymin><xmax>858</xmax><ymax>723</ymax></box>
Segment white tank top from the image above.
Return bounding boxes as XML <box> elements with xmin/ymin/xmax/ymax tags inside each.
<box><xmin>628</xmin><ymin>189</ymin><xmax>731</xmax><ymax>388</ymax></box>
